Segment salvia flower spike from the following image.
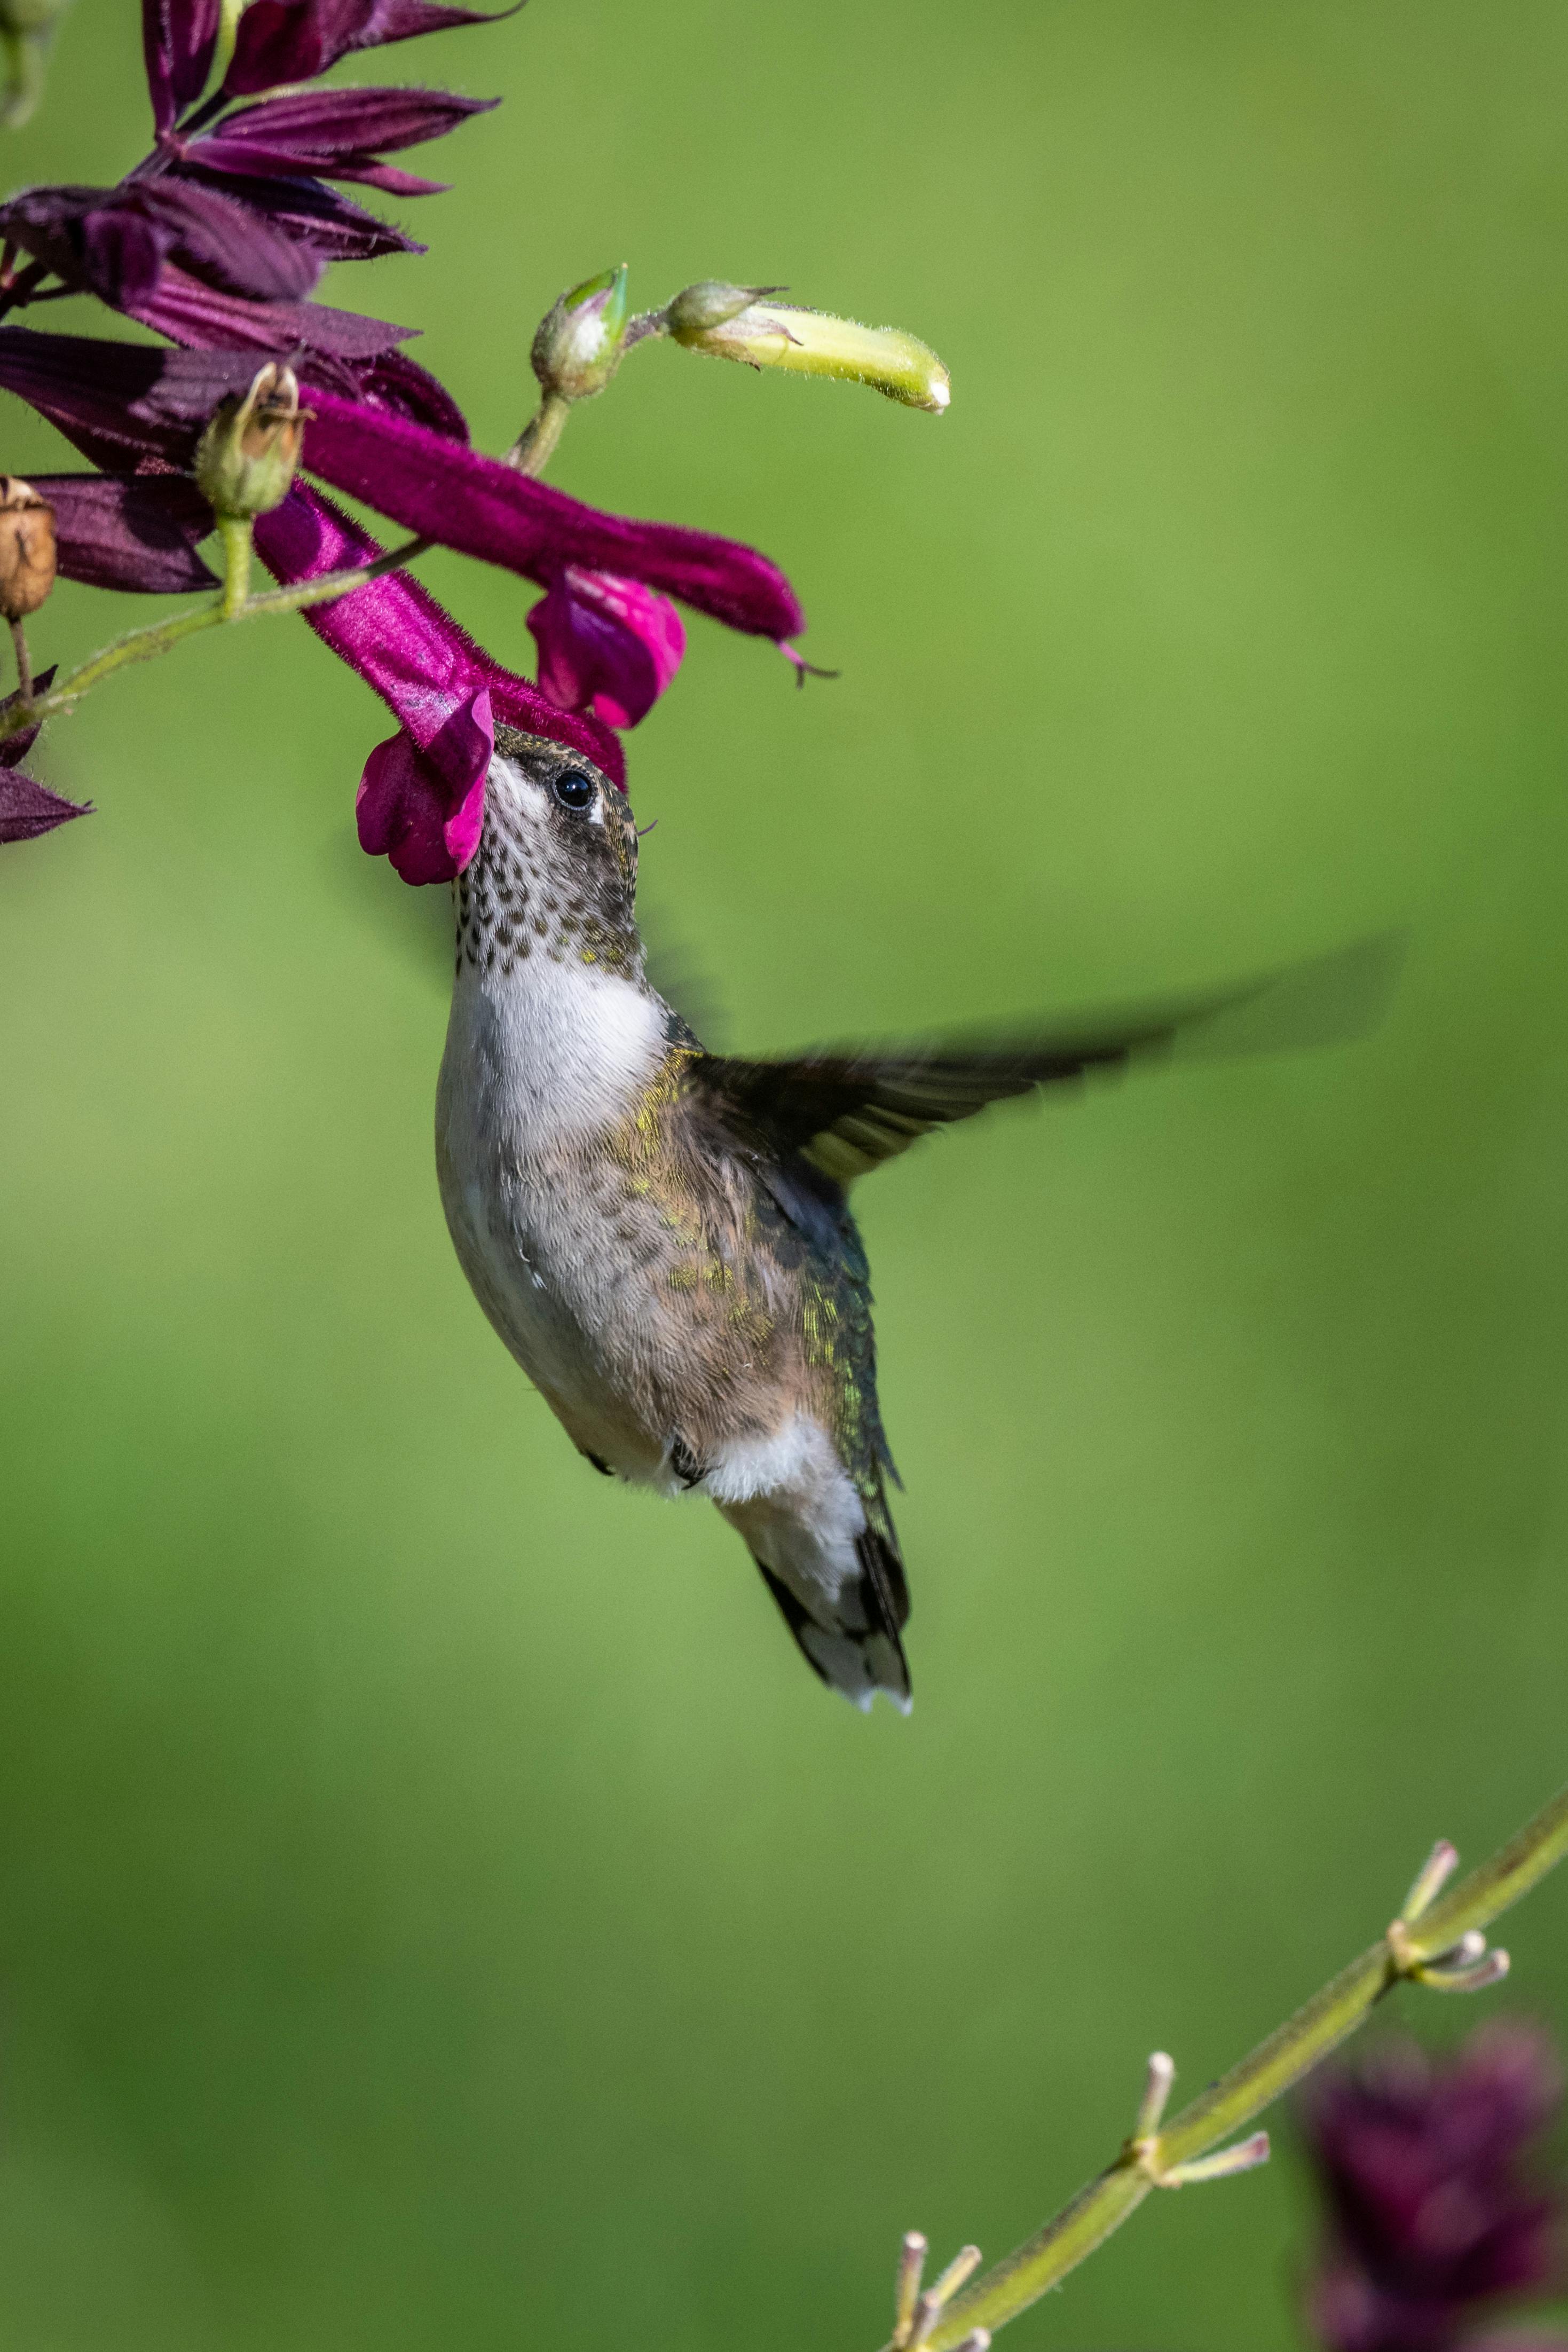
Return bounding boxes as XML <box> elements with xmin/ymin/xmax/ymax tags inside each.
<box><xmin>667</xmin><ymin>288</ymin><xmax>951</xmax><ymax>412</ymax></box>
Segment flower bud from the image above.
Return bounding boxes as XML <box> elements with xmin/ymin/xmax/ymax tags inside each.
<box><xmin>194</xmin><ymin>363</ymin><xmax>306</xmax><ymax>521</ymax></box>
<box><xmin>531</xmin><ymin>264</ymin><xmax>629</xmax><ymax>404</ymax></box>
<box><xmin>0</xmin><ymin>476</ymin><xmax>56</xmax><ymax>620</ymax></box>
<box><xmin>667</xmin><ymin>295</ymin><xmax>950</xmax><ymax>412</ymax></box>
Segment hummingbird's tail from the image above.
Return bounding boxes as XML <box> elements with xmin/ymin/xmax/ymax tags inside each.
<box><xmin>747</xmin><ymin>1521</ymin><xmax>911</xmax><ymax>1714</ymax></box>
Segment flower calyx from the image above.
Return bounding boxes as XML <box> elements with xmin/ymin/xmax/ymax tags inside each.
<box><xmin>194</xmin><ymin>363</ymin><xmax>309</xmax><ymax>522</ymax></box>
<box><xmin>531</xmin><ymin>263</ymin><xmax>630</xmax><ymax>405</ymax></box>
<box><xmin>0</xmin><ymin>475</ymin><xmax>56</xmax><ymax>620</ymax></box>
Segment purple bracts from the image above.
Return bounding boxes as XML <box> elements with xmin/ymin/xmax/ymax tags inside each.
<box><xmin>222</xmin><ymin>0</ymin><xmax>516</xmax><ymax>96</ymax></box>
<box><xmin>36</xmin><ymin>474</ymin><xmax>217</xmax><ymax>593</ymax></box>
<box><xmin>1302</xmin><ymin>2027</ymin><xmax>1567</xmax><ymax>2352</ymax></box>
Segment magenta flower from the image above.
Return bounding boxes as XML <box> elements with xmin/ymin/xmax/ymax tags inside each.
<box><xmin>1302</xmin><ymin>2027</ymin><xmax>1567</xmax><ymax>2352</ymax></box>
<box><xmin>254</xmin><ymin>483</ymin><xmax>624</xmax><ymax>884</ymax></box>
<box><xmin>528</xmin><ymin>567</ymin><xmax>685</xmax><ymax>729</ymax></box>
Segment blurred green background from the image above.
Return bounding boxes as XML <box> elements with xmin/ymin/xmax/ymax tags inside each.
<box><xmin>4</xmin><ymin>3</ymin><xmax>1568</xmax><ymax>2347</ymax></box>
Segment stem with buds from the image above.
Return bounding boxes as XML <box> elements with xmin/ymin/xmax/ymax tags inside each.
<box><xmin>865</xmin><ymin>1780</ymin><xmax>1568</xmax><ymax>2351</ymax></box>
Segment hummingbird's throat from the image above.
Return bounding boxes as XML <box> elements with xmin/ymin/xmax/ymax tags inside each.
<box><xmin>454</xmin><ymin>753</ymin><xmax>642</xmax><ymax>986</ymax></box>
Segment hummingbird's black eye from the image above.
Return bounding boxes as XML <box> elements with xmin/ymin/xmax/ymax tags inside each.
<box><xmin>552</xmin><ymin>769</ymin><xmax>595</xmax><ymax>813</ymax></box>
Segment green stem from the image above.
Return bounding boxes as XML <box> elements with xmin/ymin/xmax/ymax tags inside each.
<box><xmin>0</xmin><ymin>531</ymin><xmax>431</xmax><ymax>742</ymax></box>
<box><xmin>928</xmin><ymin>1776</ymin><xmax>1568</xmax><ymax>2348</ymax></box>
<box><xmin>218</xmin><ymin>515</ymin><xmax>251</xmax><ymax>620</ymax></box>
<box><xmin>505</xmin><ymin>392</ymin><xmax>570</xmax><ymax>476</ymax></box>
<box><xmin>208</xmin><ymin>0</ymin><xmax>246</xmax><ymax>96</ymax></box>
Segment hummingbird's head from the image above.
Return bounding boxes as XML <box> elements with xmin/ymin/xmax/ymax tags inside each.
<box><xmin>454</xmin><ymin>724</ymin><xmax>642</xmax><ymax>983</ymax></box>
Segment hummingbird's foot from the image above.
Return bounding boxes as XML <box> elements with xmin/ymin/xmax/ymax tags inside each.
<box><xmin>877</xmin><ymin>2231</ymin><xmax>989</xmax><ymax>2352</ymax></box>
<box><xmin>580</xmin><ymin>1449</ymin><xmax>614</xmax><ymax>1478</ymax></box>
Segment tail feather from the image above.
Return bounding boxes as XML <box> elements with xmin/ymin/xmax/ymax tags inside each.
<box><xmin>751</xmin><ymin>1527</ymin><xmax>912</xmax><ymax>1713</ymax></box>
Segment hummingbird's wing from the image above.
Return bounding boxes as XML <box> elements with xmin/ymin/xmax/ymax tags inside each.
<box><xmin>697</xmin><ymin>933</ymin><xmax>1400</xmax><ymax>1187</ymax></box>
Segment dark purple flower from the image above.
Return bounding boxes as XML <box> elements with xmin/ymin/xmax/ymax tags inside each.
<box><xmin>0</xmin><ymin>178</ymin><xmax>324</xmax><ymax>310</ymax></box>
<box><xmin>0</xmin><ymin>769</ymin><xmax>90</xmax><ymax>841</ymax></box>
<box><xmin>1302</xmin><ymin>2027</ymin><xmax>1566</xmax><ymax>2352</ymax></box>
<box><xmin>254</xmin><ymin>483</ymin><xmax>624</xmax><ymax>883</ymax></box>
<box><xmin>141</xmin><ymin>0</ymin><xmax>222</xmax><ymax>138</ymax></box>
<box><xmin>0</xmin><ymin>675</ymin><xmax>88</xmax><ymax>844</ymax></box>
<box><xmin>529</xmin><ymin>567</ymin><xmax>685</xmax><ymax>729</ymax></box>
<box><xmin>221</xmin><ymin>0</ymin><xmax>516</xmax><ymax>96</ymax></box>
<box><xmin>36</xmin><ymin>474</ymin><xmax>217</xmax><ymax>593</ymax></box>
<box><xmin>183</xmin><ymin>85</ymin><xmax>497</xmax><ymax>198</ymax></box>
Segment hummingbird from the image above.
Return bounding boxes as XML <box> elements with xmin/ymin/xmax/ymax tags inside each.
<box><xmin>436</xmin><ymin>724</ymin><xmax>1390</xmax><ymax>1711</ymax></box>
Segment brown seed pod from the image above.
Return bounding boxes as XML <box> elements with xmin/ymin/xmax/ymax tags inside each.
<box><xmin>0</xmin><ymin>476</ymin><xmax>57</xmax><ymax>620</ymax></box>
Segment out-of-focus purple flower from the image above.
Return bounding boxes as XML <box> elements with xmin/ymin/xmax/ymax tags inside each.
<box><xmin>1302</xmin><ymin>2027</ymin><xmax>1567</xmax><ymax>2352</ymax></box>
<box><xmin>529</xmin><ymin>567</ymin><xmax>685</xmax><ymax>729</ymax></box>
<box><xmin>254</xmin><ymin>483</ymin><xmax>624</xmax><ymax>884</ymax></box>
<box><xmin>0</xmin><ymin>178</ymin><xmax>323</xmax><ymax>313</ymax></box>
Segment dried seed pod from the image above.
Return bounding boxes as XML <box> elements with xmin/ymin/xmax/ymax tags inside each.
<box><xmin>0</xmin><ymin>476</ymin><xmax>57</xmax><ymax>619</ymax></box>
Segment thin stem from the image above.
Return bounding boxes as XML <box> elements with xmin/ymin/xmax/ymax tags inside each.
<box><xmin>0</xmin><ymin>531</ymin><xmax>433</xmax><ymax>742</ymax></box>
<box><xmin>10</xmin><ymin>615</ymin><xmax>32</xmax><ymax>705</ymax></box>
<box><xmin>927</xmin><ymin>1776</ymin><xmax>1568</xmax><ymax>2348</ymax></box>
<box><xmin>505</xmin><ymin>392</ymin><xmax>570</xmax><ymax>476</ymax></box>
<box><xmin>218</xmin><ymin>516</ymin><xmax>252</xmax><ymax>620</ymax></box>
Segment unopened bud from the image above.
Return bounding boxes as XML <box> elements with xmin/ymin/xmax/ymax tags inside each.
<box><xmin>531</xmin><ymin>263</ymin><xmax>629</xmax><ymax>403</ymax></box>
<box><xmin>194</xmin><ymin>363</ymin><xmax>305</xmax><ymax>521</ymax></box>
<box><xmin>667</xmin><ymin>294</ymin><xmax>950</xmax><ymax>412</ymax></box>
<box><xmin>0</xmin><ymin>476</ymin><xmax>56</xmax><ymax>620</ymax></box>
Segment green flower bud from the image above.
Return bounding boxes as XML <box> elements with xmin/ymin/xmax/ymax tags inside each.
<box><xmin>667</xmin><ymin>295</ymin><xmax>950</xmax><ymax>413</ymax></box>
<box><xmin>0</xmin><ymin>476</ymin><xmax>55</xmax><ymax>620</ymax></box>
<box><xmin>0</xmin><ymin>0</ymin><xmax>68</xmax><ymax>129</ymax></box>
<box><xmin>531</xmin><ymin>263</ymin><xmax>630</xmax><ymax>404</ymax></box>
<box><xmin>194</xmin><ymin>364</ymin><xmax>306</xmax><ymax>521</ymax></box>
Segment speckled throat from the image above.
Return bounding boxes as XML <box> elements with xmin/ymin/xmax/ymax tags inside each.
<box><xmin>452</xmin><ymin>726</ymin><xmax>645</xmax><ymax>985</ymax></box>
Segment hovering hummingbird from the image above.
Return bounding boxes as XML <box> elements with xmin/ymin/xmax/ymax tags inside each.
<box><xmin>436</xmin><ymin>725</ymin><xmax>1390</xmax><ymax>1711</ymax></box>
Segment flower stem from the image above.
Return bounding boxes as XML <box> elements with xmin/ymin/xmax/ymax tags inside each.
<box><xmin>505</xmin><ymin>392</ymin><xmax>570</xmax><ymax>477</ymax></box>
<box><xmin>10</xmin><ymin>615</ymin><xmax>32</xmax><ymax>704</ymax></box>
<box><xmin>926</xmin><ymin>1776</ymin><xmax>1568</xmax><ymax>2348</ymax></box>
<box><xmin>218</xmin><ymin>515</ymin><xmax>252</xmax><ymax>620</ymax></box>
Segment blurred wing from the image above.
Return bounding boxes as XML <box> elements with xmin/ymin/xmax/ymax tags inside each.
<box><xmin>701</xmin><ymin>934</ymin><xmax>1401</xmax><ymax>1184</ymax></box>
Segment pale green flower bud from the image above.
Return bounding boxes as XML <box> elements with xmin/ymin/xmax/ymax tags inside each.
<box><xmin>195</xmin><ymin>364</ymin><xmax>306</xmax><ymax>521</ymax></box>
<box><xmin>666</xmin><ymin>292</ymin><xmax>950</xmax><ymax>413</ymax></box>
<box><xmin>531</xmin><ymin>263</ymin><xmax>630</xmax><ymax>404</ymax></box>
